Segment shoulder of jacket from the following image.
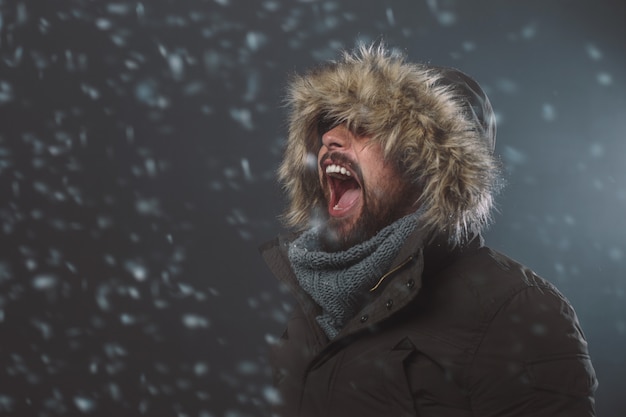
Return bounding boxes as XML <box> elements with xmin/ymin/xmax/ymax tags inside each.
<box><xmin>448</xmin><ymin>246</ymin><xmax>556</xmax><ymax>306</ymax></box>
<box><xmin>412</xmin><ymin>245</ymin><xmax>563</xmax><ymax>339</ymax></box>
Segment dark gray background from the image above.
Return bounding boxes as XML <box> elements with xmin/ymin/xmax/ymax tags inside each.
<box><xmin>0</xmin><ymin>0</ymin><xmax>624</xmax><ymax>416</ymax></box>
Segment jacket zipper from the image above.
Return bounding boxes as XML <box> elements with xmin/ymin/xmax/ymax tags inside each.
<box><xmin>369</xmin><ymin>254</ymin><xmax>415</xmax><ymax>292</ymax></box>
<box><xmin>296</xmin><ymin>252</ymin><xmax>419</xmax><ymax>412</ymax></box>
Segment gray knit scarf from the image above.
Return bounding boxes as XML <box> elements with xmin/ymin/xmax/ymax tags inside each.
<box><xmin>287</xmin><ymin>211</ymin><xmax>420</xmax><ymax>339</ymax></box>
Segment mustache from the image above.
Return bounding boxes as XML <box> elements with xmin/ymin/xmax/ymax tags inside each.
<box><xmin>319</xmin><ymin>152</ymin><xmax>364</xmax><ymax>182</ymax></box>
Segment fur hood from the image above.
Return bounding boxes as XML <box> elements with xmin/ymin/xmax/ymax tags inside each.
<box><xmin>278</xmin><ymin>43</ymin><xmax>501</xmax><ymax>245</ymax></box>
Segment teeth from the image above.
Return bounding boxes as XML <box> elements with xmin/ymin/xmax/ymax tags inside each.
<box><xmin>325</xmin><ymin>164</ymin><xmax>351</xmax><ymax>177</ymax></box>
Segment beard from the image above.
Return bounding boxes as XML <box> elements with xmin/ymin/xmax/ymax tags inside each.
<box><xmin>317</xmin><ymin>181</ymin><xmax>417</xmax><ymax>253</ymax></box>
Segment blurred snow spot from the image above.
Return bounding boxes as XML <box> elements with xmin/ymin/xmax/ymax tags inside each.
<box><xmin>203</xmin><ymin>50</ymin><xmax>222</xmax><ymax>73</ymax></box>
<box><xmin>248</xmin><ymin>297</ymin><xmax>259</xmax><ymax>309</ymax></box>
<box><xmin>592</xmin><ymin>179</ymin><xmax>604</xmax><ymax>190</ymax></box>
<box><xmin>48</xmin><ymin>144</ymin><xmax>70</xmax><ymax>156</ymax></box>
<box><xmin>135</xmin><ymin>197</ymin><xmax>162</xmax><ymax>216</ymax></box>
<box><xmin>462</xmin><ymin>41</ymin><xmax>476</xmax><ymax>52</ymax></box>
<box><xmin>496</xmin><ymin>78</ymin><xmax>518</xmax><ymax>94</ymax></box>
<box><xmin>104</xmin><ymin>342</ymin><xmax>128</xmax><ymax>358</ymax></box>
<box><xmin>108</xmin><ymin>383</ymin><xmax>122</xmax><ymax>402</ymax></box>
<box><xmin>0</xmin><ymin>261</ymin><xmax>11</xmax><ymax>282</ymax></box>
<box><xmin>531</xmin><ymin>323</ymin><xmax>547</xmax><ymax>335</ymax></box>
<box><xmin>608</xmin><ymin>247</ymin><xmax>623</xmax><ymax>262</ymax></box>
<box><xmin>271</xmin><ymin>308</ymin><xmax>288</xmax><ymax>323</ymax></box>
<box><xmin>73</xmin><ymin>396</ymin><xmax>96</xmax><ymax>412</ymax></box>
<box><xmin>241</xmin><ymin>158</ymin><xmax>252</xmax><ymax>181</ymax></box>
<box><xmin>0</xmin><ymin>81</ymin><xmax>14</xmax><ymax>103</ymax></box>
<box><xmin>135</xmin><ymin>79</ymin><xmax>169</xmax><ymax>108</ymax></box>
<box><xmin>263</xmin><ymin>386</ymin><xmax>282</xmax><ymax>405</ymax></box>
<box><xmin>585</xmin><ymin>43</ymin><xmax>603</xmax><ymax>61</ymax></box>
<box><xmin>386</xmin><ymin>7</ymin><xmax>395</xmax><ymax>26</ymax></box>
<box><xmin>96</xmin><ymin>284</ymin><xmax>112</xmax><ymax>311</ymax></box>
<box><xmin>125</xmin><ymin>260</ymin><xmax>147</xmax><ymax>281</ymax></box>
<box><xmin>209</xmin><ymin>180</ymin><xmax>223</xmax><ymax>191</ymax></box>
<box><xmin>243</xmin><ymin>70</ymin><xmax>260</xmax><ymax>102</ymax></box>
<box><xmin>236</xmin><ymin>361</ymin><xmax>259</xmax><ymax>375</ymax></box>
<box><xmin>104</xmin><ymin>254</ymin><xmax>117</xmax><ymax>266</ymax></box>
<box><xmin>107</xmin><ymin>3</ymin><xmax>133</xmax><ymax>15</ymax></box>
<box><xmin>32</xmin><ymin>274</ymin><xmax>58</xmax><ymax>290</ymax></box>
<box><xmin>263</xmin><ymin>1</ymin><xmax>280</xmax><ymax>11</ymax></box>
<box><xmin>125</xmin><ymin>125</ymin><xmax>134</xmax><ymax>142</ymax></box>
<box><xmin>110</xmin><ymin>32</ymin><xmax>129</xmax><ymax>47</ymax></box>
<box><xmin>176</xmin><ymin>282</ymin><xmax>195</xmax><ymax>296</ymax></box>
<box><xmin>246</xmin><ymin>32</ymin><xmax>267</xmax><ymax>51</ymax></box>
<box><xmin>127</xmin><ymin>286</ymin><xmax>140</xmax><ymax>299</ymax></box>
<box><xmin>39</xmin><ymin>17</ymin><xmax>51</xmax><ymax>34</ymax></box>
<box><xmin>226</xmin><ymin>208</ymin><xmax>248</xmax><ymax>225</ymax></box>
<box><xmin>95</xmin><ymin>18</ymin><xmax>112</xmax><ymax>30</ymax></box>
<box><xmin>264</xmin><ymin>333</ymin><xmax>279</xmax><ymax>345</ymax></box>
<box><xmin>321</xmin><ymin>15</ymin><xmax>340</xmax><ymax>30</ymax></box>
<box><xmin>502</xmin><ymin>146</ymin><xmax>527</xmax><ymax>166</ymax></box>
<box><xmin>597</xmin><ymin>72</ymin><xmax>612</xmax><ymax>86</ymax></box>
<box><xmin>3</xmin><ymin>46</ymin><xmax>23</xmax><ymax>67</ymax></box>
<box><xmin>230</xmin><ymin>108</ymin><xmax>254</xmax><ymax>130</ymax></box>
<box><xmin>589</xmin><ymin>143</ymin><xmax>604</xmax><ymax>158</ymax></box>
<box><xmin>32</xmin><ymin>319</ymin><xmax>53</xmax><ymax>339</ymax></box>
<box><xmin>145</xmin><ymin>158</ymin><xmax>157</xmax><ymax>176</ymax></box>
<box><xmin>426</xmin><ymin>0</ymin><xmax>456</xmax><ymax>26</ymax></box>
<box><xmin>0</xmin><ymin>395</ymin><xmax>14</xmax><ymax>412</ymax></box>
<box><xmin>182</xmin><ymin>314</ymin><xmax>210</xmax><ymax>329</ymax></box>
<box><xmin>168</xmin><ymin>54</ymin><xmax>185</xmax><ymax>80</ymax></box>
<box><xmin>97</xmin><ymin>215</ymin><xmax>113</xmax><ymax>229</ymax></box>
<box><xmin>305</xmin><ymin>152</ymin><xmax>317</xmax><ymax>171</ymax></box>
<box><xmin>541</xmin><ymin>103</ymin><xmax>556</xmax><ymax>121</ymax></box>
<box><xmin>16</xmin><ymin>2</ymin><xmax>28</xmax><ymax>24</ymax></box>
<box><xmin>521</xmin><ymin>24</ymin><xmax>536</xmax><ymax>39</ymax></box>
<box><xmin>238</xmin><ymin>229</ymin><xmax>252</xmax><ymax>241</ymax></box>
<box><xmin>125</xmin><ymin>59</ymin><xmax>139</xmax><ymax>69</ymax></box>
<box><xmin>120</xmin><ymin>313</ymin><xmax>137</xmax><ymax>325</ymax></box>
<box><xmin>194</xmin><ymin>362</ymin><xmax>210</xmax><ymax>376</ymax></box>
<box><xmin>184</xmin><ymin>81</ymin><xmax>205</xmax><ymax>96</ymax></box>
<box><xmin>563</xmin><ymin>215</ymin><xmax>575</xmax><ymax>226</ymax></box>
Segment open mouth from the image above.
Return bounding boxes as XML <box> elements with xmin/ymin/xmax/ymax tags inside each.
<box><xmin>324</xmin><ymin>162</ymin><xmax>362</xmax><ymax>217</ymax></box>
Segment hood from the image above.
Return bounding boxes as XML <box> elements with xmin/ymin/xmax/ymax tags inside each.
<box><xmin>278</xmin><ymin>43</ymin><xmax>501</xmax><ymax>245</ymax></box>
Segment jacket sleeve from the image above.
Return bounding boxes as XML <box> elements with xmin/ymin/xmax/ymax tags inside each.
<box><xmin>468</xmin><ymin>285</ymin><xmax>598</xmax><ymax>416</ymax></box>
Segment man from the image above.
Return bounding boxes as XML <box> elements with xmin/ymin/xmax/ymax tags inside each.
<box><xmin>260</xmin><ymin>43</ymin><xmax>597</xmax><ymax>417</ymax></box>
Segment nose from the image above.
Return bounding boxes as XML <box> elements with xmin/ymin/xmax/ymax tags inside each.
<box><xmin>321</xmin><ymin>125</ymin><xmax>350</xmax><ymax>151</ymax></box>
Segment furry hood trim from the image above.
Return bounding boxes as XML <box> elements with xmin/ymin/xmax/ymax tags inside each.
<box><xmin>278</xmin><ymin>43</ymin><xmax>501</xmax><ymax>245</ymax></box>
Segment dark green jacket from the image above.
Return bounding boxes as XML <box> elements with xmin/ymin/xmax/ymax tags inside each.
<box><xmin>260</xmin><ymin>231</ymin><xmax>597</xmax><ymax>417</ymax></box>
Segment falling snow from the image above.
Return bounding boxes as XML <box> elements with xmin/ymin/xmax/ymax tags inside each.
<box><xmin>0</xmin><ymin>1</ymin><xmax>623</xmax><ymax>416</ymax></box>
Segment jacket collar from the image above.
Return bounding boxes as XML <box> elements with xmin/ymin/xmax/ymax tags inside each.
<box><xmin>259</xmin><ymin>229</ymin><xmax>483</xmax><ymax>341</ymax></box>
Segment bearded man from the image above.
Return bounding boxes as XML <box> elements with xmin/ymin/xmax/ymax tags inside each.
<box><xmin>260</xmin><ymin>44</ymin><xmax>597</xmax><ymax>417</ymax></box>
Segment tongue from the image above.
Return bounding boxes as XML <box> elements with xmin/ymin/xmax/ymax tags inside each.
<box><xmin>336</xmin><ymin>187</ymin><xmax>360</xmax><ymax>210</ymax></box>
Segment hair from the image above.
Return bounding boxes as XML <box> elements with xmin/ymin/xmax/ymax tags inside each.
<box><xmin>278</xmin><ymin>42</ymin><xmax>502</xmax><ymax>245</ymax></box>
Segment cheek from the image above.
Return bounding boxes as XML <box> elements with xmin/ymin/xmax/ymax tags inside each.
<box><xmin>364</xmin><ymin>166</ymin><xmax>405</xmax><ymax>200</ymax></box>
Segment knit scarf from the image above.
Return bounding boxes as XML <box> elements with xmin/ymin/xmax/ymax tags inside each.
<box><xmin>287</xmin><ymin>211</ymin><xmax>420</xmax><ymax>339</ymax></box>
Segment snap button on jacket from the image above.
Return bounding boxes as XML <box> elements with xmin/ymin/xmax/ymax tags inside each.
<box><xmin>260</xmin><ymin>232</ymin><xmax>598</xmax><ymax>417</ymax></box>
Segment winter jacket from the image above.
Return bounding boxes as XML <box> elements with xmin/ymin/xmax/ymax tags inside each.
<box><xmin>260</xmin><ymin>230</ymin><xmax>598</xmax><ymax>417</ymax></box>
